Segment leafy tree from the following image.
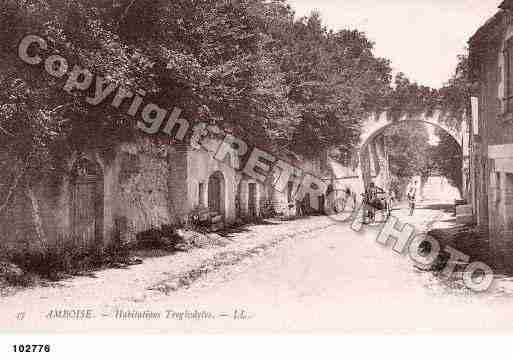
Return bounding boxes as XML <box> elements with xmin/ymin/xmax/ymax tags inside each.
<box><xmin>383</xmin><ymin>122</ymin><xmax>432</xmax><ymax>198</ymax></box>
<box><xmin>384</xmin><ymin>53</ymin><xmax>470</xmax><ymax>131</ymax></box>
<box><xmin>1</xmin><ymin>1</ymin><xmax>395</xmax><ymax>171</ymax></box>
<box><xmin>0</xmin><ymin>1</ymin><xmax>292</xmax><ymax>163</ymax></box>
<box><xmin>277</xmin><ymin>14</ymin><xmax>393</xmax><ymax>158</ymax></box>
<box><xmin>382</xmin><ymin>121</ymin><xmax>463</xmax><ymax>199</ymax></box>
<box><xmin>378</xmin><ymin>57</ymin><xmax>469</xmax><ymax>199</ymax></box>
<box><xmin>430</xmin><ymin>128</ymin><xmax>463</xmax><ymax>196</ymax></box>
<box><xmin>437</xmin><ymin>53</ymin><xmax>471</xmax><ymax>131</ymax></box>
<box><xmin>387</xmin><ymin>72</ymin><xmax>438</xmax><ymax>122</ymax></box>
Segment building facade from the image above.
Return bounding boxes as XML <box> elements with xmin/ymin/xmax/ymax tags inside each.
<box><xmin>1</xmin><ymin>131</ymin><xmax>342</xmax><ymax>255</ymax></box>
<box><xmin>469</xmin><ymin>0</ymin><xmax>513</xmax><ymax>270</ymax></box>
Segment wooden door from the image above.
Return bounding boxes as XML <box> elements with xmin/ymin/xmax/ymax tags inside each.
<box><xmin>318</xmin><ymin>194</ymin><xmax>326</xmax><ymax>214</ymax></box>
<box><xmin>248</xmin><ymin>183</ymin><xmax>257</xmax><ymax>217</ymax></box>
<box><xmin>208</xmin><ymin>174</ymin><xmax>222</xmax><ymax>214</ymax></box>
<box><xmin>71</xmin><ymin>159</ymin><xmax>102</xmax><ymax>249</ymax></box>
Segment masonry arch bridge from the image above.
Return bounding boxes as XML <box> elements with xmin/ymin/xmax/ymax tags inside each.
<box><xmin>355</xmin><ymin>111</ymin><xmax>467</xmax><ymax>195</ymax></box>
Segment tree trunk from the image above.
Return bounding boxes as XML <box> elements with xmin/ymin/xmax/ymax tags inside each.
<box><xmin>27</xmin><ymin>186</ymin><xmax>46</xmax><ymax>249</ymax></box>
<box><xmin>0</xmin><ymin>163</ymin><xmax>24</xmax><ymax>217</ymax></box>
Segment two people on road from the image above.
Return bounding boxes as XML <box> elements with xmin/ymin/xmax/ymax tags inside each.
<box><xmin>363</xmin><ymin>182</ymin><xmax>387</xmax><ymax>223</ymax></box>
<box><xmin>363</xmin><ymin>180</ymin><xmax>417</xmax><ymax>220</ymax></box>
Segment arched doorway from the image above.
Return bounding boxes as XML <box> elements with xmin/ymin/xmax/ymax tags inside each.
<box><xmin>356</xmin><ymin>119</ymin><xmax>464</xmax><ymax>204</ymax></box>
<box><xmin>208</xmin><ymin>171</ymin><xmax>225</xmax><ymax>216</ymax></box>
<box><xmin>70</xmin><ymin>157</ymin><xmax>104</xmax><ymax>248</ymax></box>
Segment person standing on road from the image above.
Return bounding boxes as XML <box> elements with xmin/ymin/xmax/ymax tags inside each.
<box><xmin>407</xmin><ymin>181</ymin><xmax>418</xmax><ymax>216</ymax></box>
<box><xmin>363</xmin><ymin>183</ymin><xmax>376</xmax><ymax>222</ymax></box>
<box><xmin>385</xmin><ymin>190</ymin><xmax>395</xmax><ymax>218</ymax></box>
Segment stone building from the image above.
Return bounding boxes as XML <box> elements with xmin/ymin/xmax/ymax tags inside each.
<box><xmin>0</xmin><ymin>136</ymin><xmax>255</xmax><ymax>253</ymax></box>
<box><xmin>263</xmin><ymin>151</ymin><xmax>332</xmax><ymax>218</ymax></box>
<box><xmin>468</xmin><ymin>0</ymin><xmax>513</xmax><ymax>270</ymax></box>
<box><xmin>1</xmin><ymin>131</ymin><xmax>338</xmax><ymax>255</ymax></box>
<box><xmin>1</xmin><ymin>108</ymin><xmax>394</xmax><ymax>257</ymax></box>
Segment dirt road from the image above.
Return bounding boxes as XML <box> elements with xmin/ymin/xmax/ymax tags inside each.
<box><xmin>2</xmin><ymin>200</ymin><xmax>513</xmax><ymax>334</ymax></box>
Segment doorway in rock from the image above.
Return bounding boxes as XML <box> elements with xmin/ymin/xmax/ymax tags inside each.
<box><xmin>208</xmin><ymin>171</ymin><xmax>225</xmax><ymax>216</ymax></box>
<box><xmin>318</xmin><ymin>194</ymin><xmax>326</xmax><ymax>214</ymax></box>
<box><xmin>70</xmin><ymin>157</ymin><xmax>104</xmax><ymax>249</ymax></box>
<box><xmin>248</xmin><ymin>183</ymin><xmax>257</xmax><ymax>218</ymax></box>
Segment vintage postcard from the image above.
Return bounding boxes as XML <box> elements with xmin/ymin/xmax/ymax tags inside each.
<box><xmin>1</xmin><ymin>0</ymin><xmax>513</xmax><ymax>345</ymax></box>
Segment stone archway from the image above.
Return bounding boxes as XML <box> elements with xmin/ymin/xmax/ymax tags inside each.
<box><xmin>208</xmin><ymin>171</ymin><xmax>226</xmax><ymax>216</ymax></box>
<box><xmin>355</xmin><ymin>112</ymin><xmax>466</xmax><ymax>195</ymax></box>
<box><xmin>359</xmin><ymin>112</ymin><xmax>464</xmax><ymax>149</ymax></box>
<box><xmin>70</xmin><ymin>157</ymin><xmax>104</xmax><ymax>248</ymax></box>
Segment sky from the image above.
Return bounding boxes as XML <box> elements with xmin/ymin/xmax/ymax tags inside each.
<box><xmin>287</xmin><ymin>0</ymin><xmax>500</xmax><ymax>88</ymax></box>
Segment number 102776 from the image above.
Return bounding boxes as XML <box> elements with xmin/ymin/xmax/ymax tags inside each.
<box><xmin>12</xmin><ymin>345</ymin><xmax>51</xmax><ymax>353</ymax></box>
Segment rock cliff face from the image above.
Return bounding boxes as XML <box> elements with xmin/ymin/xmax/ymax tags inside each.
<box><xmin>0</xmin><ymin>153</ymin><xmax>46</xmax><ymax>255</ymax></box>
<box><xmin>115</xmin><ymin>141</ymin><xmax>171</xmax><ymax>245</ymax></box>
<box><xmin>0</xmin><ymin>139</ymin><xmax>174</xmax><ymax>254</ymax></box>
<box><xmin>0</xmin><ymin>185</ymin><xmax>40</xmax><ymax>255</ymax></box>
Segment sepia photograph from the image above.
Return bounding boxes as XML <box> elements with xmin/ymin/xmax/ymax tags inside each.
<box><xmin>1</xmin><ymin>0</ymin><xmax>513</xmax><ymax>355</ymax></box>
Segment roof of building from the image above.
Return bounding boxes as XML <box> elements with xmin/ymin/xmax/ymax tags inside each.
<box><xmin>468</xmin><ymin>8</ymin><xmax>504</xmax><ymax>47</ymax></box>
<box><xmin>500</xmin><ymin>0</ymin><xmax>513</xmax><ymax>11</ymax></box>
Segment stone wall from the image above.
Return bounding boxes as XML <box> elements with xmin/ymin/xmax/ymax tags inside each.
<box><xmin>0</xmin><ymin>149</ymin><xmax>85</xmax><ymax>254</ymax></box>
<box><xmin>114</xmin><ymin>141</ymin><xmax>171</xmax><ymax>244</ymax></box>
<box><xmin>167</xmin><ymin>143</ymin><xmax>189</xmax><ymax>225</ymax></box>
<box><xmin>0</xmin><ymin>139</ymin><xmax>175</xmax><ymax>254</ymax></box>
<box><xmin>1</xmin><ymin>138</ymin><xmax>351</xmax><ymax>256</ymax></box>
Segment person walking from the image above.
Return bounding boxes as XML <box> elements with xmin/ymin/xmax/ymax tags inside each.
<box><xmin>407</xmin><ymin>181</ymin><xmax>418</xmax><ymax>216</ymax></box>
<box><xmin>385</xmin><ymin>190</ymin><xmax>395</xmax><ymax>218</ymax></box>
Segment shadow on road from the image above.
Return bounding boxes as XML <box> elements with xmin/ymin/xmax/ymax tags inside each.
<box><xmin>217</xmin><ymin>219</ymin><xmax>282</xmax><ymax>238</ymax></box>
<box><xmin>417</xmin><ymin>203</ymin><xmax>455</xmax><ymax>214</ymax></box>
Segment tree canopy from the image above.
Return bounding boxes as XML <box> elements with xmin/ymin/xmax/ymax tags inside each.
<box><xmin>0</xmin><ymin>0</ymin><xmax>471</xmax><ymax>194</ymax></box>
<box><xmin>0</xmin><ymin>0</ymin><xmax>395</xmax><ymax>169</ymax></box>
<box><xmin>385</xmin><ymin>53</ymin><xmax>470</xmax><ymax>131</ymax></box>
<box><xmin>384</xmin><ymin>122</ymin><xmax>432</xmax><ymax>180</ymax></box>
<box><xmin>383</xmin><ymin>121</ymin><xmax>463</xmax><ymax>198</ymax></box>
